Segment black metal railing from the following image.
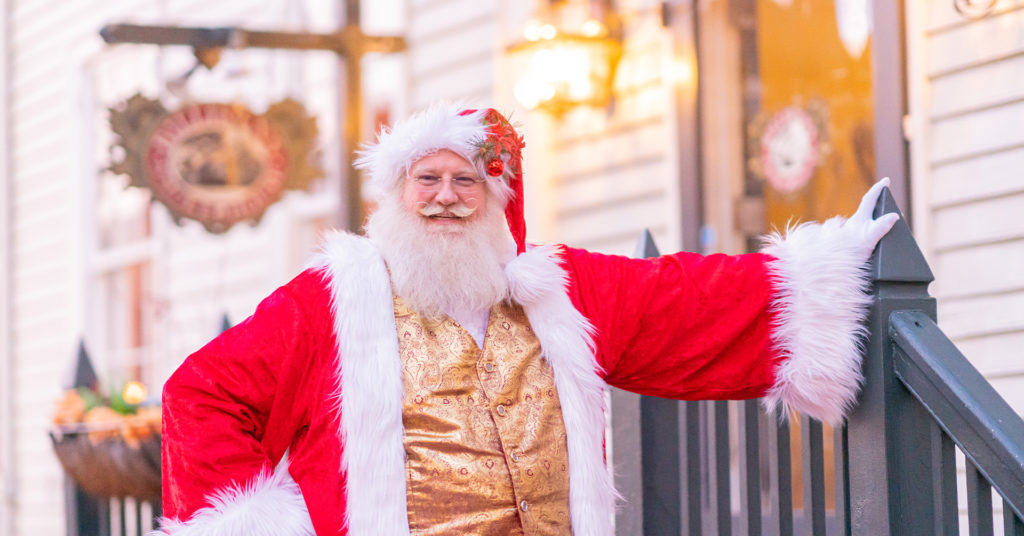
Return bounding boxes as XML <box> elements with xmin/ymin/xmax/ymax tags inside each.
<box><xmin>621</xmin><ymin>188</ymin><xmax>1024</xmax><ymax>535</ymax></box>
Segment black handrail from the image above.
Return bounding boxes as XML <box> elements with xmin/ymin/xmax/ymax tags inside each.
<box><xmin>890</xmin><ymin>310</ymin><xmax>1024</xmax><ymax>520</ymax></box>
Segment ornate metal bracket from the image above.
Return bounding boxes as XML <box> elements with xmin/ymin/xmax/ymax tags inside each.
<box><xmin>954</xmin><ymin>0</ymin><xmax>998</xmax><ymax>19</ymax></box>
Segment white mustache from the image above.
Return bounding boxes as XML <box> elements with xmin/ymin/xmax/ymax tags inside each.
<box><xmin>418</xmin><ymin>203</ymin><xmax>476</xmax><ymax>218</ymax></box>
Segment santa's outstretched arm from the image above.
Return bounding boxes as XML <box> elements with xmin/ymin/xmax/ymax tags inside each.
<box><xmin>559</xmin><ymin>179</ymin><xmax>899</xmax><ymax>425</ymax></box>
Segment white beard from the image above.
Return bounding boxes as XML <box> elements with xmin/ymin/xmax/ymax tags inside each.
<box><xmin>365</xmin><ymin>194</ymin><xmax>515</xmax><ymax>320</ymax></box>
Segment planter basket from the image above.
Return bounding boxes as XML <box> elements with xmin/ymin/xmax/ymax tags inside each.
<box><xmin>50</xmin><ymin>426</ymin><xmax>161</xmax><ymax>503</ymax></box>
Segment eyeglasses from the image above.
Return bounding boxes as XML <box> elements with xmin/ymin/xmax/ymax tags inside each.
<box><xmin>409</xmin><ymin>175</ymin><xmax>486</xmax><ymax>192</ymax></box>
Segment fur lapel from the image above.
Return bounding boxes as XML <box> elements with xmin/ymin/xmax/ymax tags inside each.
<box><xmin>505</xmin><ymin>246</ymin><xmax>619</xmax><ymax>536</ymax></box>
<box><xmin>314</xmin><ymin>232</ymin><xmax>410</xmax><ymax>535</ymax></box>
<box><xmin>316</xmin><ymin>234</ymin><xmax>617</xmax><ymax>536</ymax></box>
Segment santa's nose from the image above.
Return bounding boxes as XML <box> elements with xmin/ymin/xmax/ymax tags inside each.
<box><xmin>434</xmin><ymin>179</ymin><xmax>459</xmax><ymax>204</ymax></box>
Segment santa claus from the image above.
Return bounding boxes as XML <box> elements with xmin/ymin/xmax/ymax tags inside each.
<box><xmin>155</xmin><ymin>105</ymin><xmax>898</xmax><ymax>535</ymax></box>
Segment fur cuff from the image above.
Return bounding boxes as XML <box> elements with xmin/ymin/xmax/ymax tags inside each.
<box><xmin>151</xmin><ymin>458</ymin><xmax>313</xmax><ymax>536</ymax></box>
<box><xmin>760</xmin><ymin>217</ymin><xmax>871</xmax><ymax>425</ymax></box>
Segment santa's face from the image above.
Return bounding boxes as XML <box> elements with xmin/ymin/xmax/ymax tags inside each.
<box><xmin>402</xmin><ymin>149</ymin><xmax>488</xmax><ymax>233</ymax></box>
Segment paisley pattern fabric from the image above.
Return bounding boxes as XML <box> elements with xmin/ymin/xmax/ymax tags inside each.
<box><xmin>397</xmin><ymin>297</ymin><xmax>571</xmax><ymax>535</ymax></box>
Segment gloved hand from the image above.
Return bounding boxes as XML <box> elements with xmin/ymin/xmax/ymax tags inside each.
<box><xmin>843</xmin><ymin>177</ymin><xmax>901</xmax><ymax>261</ymax></box>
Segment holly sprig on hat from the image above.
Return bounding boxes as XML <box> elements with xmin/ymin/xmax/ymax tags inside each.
<box><xmin>461</xmin><ymin>109</ymin><xmax>525</xmax><ymax>178</ymax></box>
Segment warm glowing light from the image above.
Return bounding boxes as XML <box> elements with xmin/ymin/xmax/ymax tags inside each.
<box><xmin>569</xmin><ymin>79</ymin><xmax>594</xmax><ymax>100</ymax></box>
<box><xmin>664</xmin><ymin>57</ymin><xmax>695</xmax><ymax>86</ymax></box>
<box><xmin>581</xmin><ymin>19</ymin><xmax>604</xmax><ymax>37</ymax></box>
<box><xmin>123</xmin><ymin>381</ymin><xmax>147</xmax><ymax>405</ymax></box>
<box><xmin>508</xmin><ymin>10</ymin><xmax>622</xmax><ymax>114</ymax></box>
<box><xmin>524</xmin><ymin>20</ymin><xmax>543</xmax><ymax>41</ymax></box>
<box><xmin>538</xmin><ymin>83</ymin><xmax>556</xmax><ymax>100</ymax></box>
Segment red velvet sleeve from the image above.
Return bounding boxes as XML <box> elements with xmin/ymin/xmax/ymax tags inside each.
<box><xmin>161</xmin><ymin>269</ymin><xmax>328</xmax><ymax>521</ymax></box>
<box><xmin>559</xmin><ymin>246</ymin><xmax>783</xmax><ymax>401</ymax></box>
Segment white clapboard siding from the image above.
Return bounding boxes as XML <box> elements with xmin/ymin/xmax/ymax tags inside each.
<box><xmin>7</xmin><ymin>1</ymin><xmax>90</xmax><ymax>531</ymax></box>
<box><xmin>931</xmin><ymin>145</ymin><xmax>1024</xmax><ymax>208</ymax></box>
<box><xmin>932</xmin><ymin>238</ymin><xmax>1024</xmax><ymax>299</ymax></box>
<box><xmin>408</xmin><ymin>0</ymin><xmax>495</xmax><ymax>42</ymax></box>
<box><xmin>408</xmin><ymin>0</ymin><xmax>497</xmax><ymax>109</ymax></box>
<box><xmin>556</xmin><ymin>157</ymin><xmax>666</xmax><ymax>215</ymax></box>
<box><xmin>940</xmin><ymin>289</ymin><xmax>1024</xmax><ymax>341</ymax></box>
<box><xmin>929</xmin><ymin>53</ymin><xmax>1024</xmax><ymax>120</ymax></box>
<box><xmin>955</xmin><ymin>331</ymin><xmax>1024</xmax><ymax>378</ymax></box>
<box><xmin>929</xmin><ymin>98</ymin><xmax>1024</xmax><ymax>166</ymax></box>
<box><xmin>0</xmin><ymin>2</ymin><xmax>11</xmax><ymax>533</ymax></box>
<box><xmin>913</xmin><ymin>1</ymin><xmax>1024</xmax><ymax>395</ymax></box>
<box><xmin>931</xmin><ymin>191</ymin><xmax>1024</xmax><ymax>250</ymax></box>
<box><xmin>555</xmin><ymin>116</ymin><xmax>667</xmax><ymax>178</ymax></box>
<box><xmin>926</xmin><ymin>4</ymin><xmax>1024</xmax><ymax>77</ymax></box>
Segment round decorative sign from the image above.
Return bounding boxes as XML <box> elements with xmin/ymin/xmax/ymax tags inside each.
<box><xmin>144</xmin><ymin>104</ymin><xmax>288</xmax><ymax>232</ymax></box>
<box><xmin>759</xmin><ymin>106</ymin><xmax>820</xmax><ymax>194</ymax></box>
<box><xmin>109</xmin><ymin>95</ymin><xmax>322</xmax><ymax>233</ymax></box>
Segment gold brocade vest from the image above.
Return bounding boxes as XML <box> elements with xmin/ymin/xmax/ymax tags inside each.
<box><xmin>396</xmin><ymin>297</ymin><xmax>572</xmax><ymax>536</ymax></box>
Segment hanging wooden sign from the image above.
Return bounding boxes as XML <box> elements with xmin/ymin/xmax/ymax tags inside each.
<box><xmin>109</xmin><ymin>94</ymin><xmax>322</xmax><ymax>233</ymax></box>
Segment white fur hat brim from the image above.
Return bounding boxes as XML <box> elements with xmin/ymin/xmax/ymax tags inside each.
<box><xmin>355</xmin><ymin>104</ymin><xmax>489</xmax><ymax>200</ymax></box>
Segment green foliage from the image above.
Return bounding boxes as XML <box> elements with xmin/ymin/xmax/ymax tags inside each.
<box><xmin>75</xmin><ymin>387</ymin><xmax>103</xmax><ymax>412</ymax></box>
<box><xmin>108</xmin><ymin>387</ymin><xmax>140</xmax><ymax>415</ymax></box>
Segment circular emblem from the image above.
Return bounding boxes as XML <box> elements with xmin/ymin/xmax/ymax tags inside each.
<box><xmin>759</xmin><ymin>106</ymin><xmax>820</xmax><ymax>194</ymax></box>
<box><xmin>144</xmin><ymin>103</ymin><xmax>288</xmax><ymax>232</ymax></box>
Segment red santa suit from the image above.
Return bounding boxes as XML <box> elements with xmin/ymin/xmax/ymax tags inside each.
<box><xmin>155</xmin><ymin>106</ymin><xmax>876</xmax><ymax>536</ymax></box>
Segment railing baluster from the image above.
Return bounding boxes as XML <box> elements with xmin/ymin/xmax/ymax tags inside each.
<box><xmin>1004</xmin><ymin>497</ymin><xmax>1024</xmax><ymax>536</ymax></box>
<box><xmin>707</xmin><ymin>400</ymin><xmax>732</xmax><ymax>535</ymax></box>
<box><xmin>966</xmin><ymin>464</ymin><xmax>994</xmax><ymax>536</ymax></box>
<box><xmin>767</xmin><ymin>414</ymin><xmax>793</xmax><ymax>536</ymax></box>
<box><xmin>119</xmin><ymin>497</ymin><xmax>127</xmax><ymax>536</ymax></box>
<box><xmin>682</xmin><ymin>401</ymin><xmax>702</xmax><ymax>535</ymax></box>
<box><xmin>832</xmin><ymin>423</ymin><xmax>850</xmax><ymax>536</ymax></box>
<box><xmin>135</xmin><ymin>498</ymin><xmax>143</xmax><ymax>536</ymax></box>
<box><xmin>640</xmin><ymin>395</ymin><xmax>679</xmax><ymax>535</ymax></box>
<box><xmin>801</xmin><ymin>416</ymin><xmax>826</xmax><ymax>536</ymax></box>
<box><xmin>100</xmin><ymin>497</ymin><xmax>111</xmax><ymax>535</ymax></box>
<box><xmin>932</xmin><ymin>424</ymin><xmax>958</xmax><ymax>536</ymax></box>
<box><xmin>738</xmin><ymin>400</ymin><xmax>761</xmax><ymax>536</ymax></box>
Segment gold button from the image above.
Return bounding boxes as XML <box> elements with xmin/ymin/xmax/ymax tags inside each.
<box><xmin>484</xmin><ymin>362</ymin><xmax>494</xmax><ymax>372</ymax></box>
<box><xmin>496</xmin><ymin>405</ymin><xmax>507</xmax><ymax>416</ymax></box>
<box><xmin>510</xmin><ymin>451</ymin><xmax>520</xmax><ymax>462</ymax></box>
<box><xmin>520</xmin><ymin>500</ymin><xmax>529</xmax><ymax>512</ymax></box>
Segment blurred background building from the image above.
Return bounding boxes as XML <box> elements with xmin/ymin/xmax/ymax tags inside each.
<box><xmin>0</xmin><ymin>0</ymin><xmax>1022</xmax><ymax>534</ymax></box>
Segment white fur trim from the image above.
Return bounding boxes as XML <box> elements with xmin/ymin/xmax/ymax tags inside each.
<box><xmin>312</xmin><ymin>232</ymin><xmax>410</xmax><ymax>535</ymax></box>
<box><xmin>150</xmin><ymin>456</ymin><xmax>313</xmax><ymax>536</ymax></box>
<box><xmin>506</xmin><ymin>246</ymin><xmax>620</xmax><ymax>536</ymax></box>
<box><xmin>760</xmin><ymin>217</ymin><xmax>871</xmax><ymax>425</ymax></box>
<box><xmin>356</xmin><ymin>104</ymin><xmax>488</xmax><ymax>200</ymax></box>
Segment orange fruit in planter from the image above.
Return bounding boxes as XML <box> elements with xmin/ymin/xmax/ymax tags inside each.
<box><xmin>83</xmin><ymin>407</ymin><xmax>122</xmax><ymax>445</ymax></box>
<box><xmin>135</xmin><ymin>406</ymin><xmax>162</xmax><ymax>434</ymax></box>
<box><xmin>53</xmin><ymin>390</ymin><xmax>86</xmax><ymax>425</ymax></box>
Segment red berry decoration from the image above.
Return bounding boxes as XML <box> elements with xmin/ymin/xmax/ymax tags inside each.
<box><xmin>486</xmin><ymin>159</ymin><xmax>505</xmax><ymax>177</ymax></box>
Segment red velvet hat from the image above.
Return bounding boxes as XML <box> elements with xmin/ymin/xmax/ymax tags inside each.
<box><xmin>356</xmin><ymin>105</ymin><xmax>527</xmax><ymax>254</ymax></box>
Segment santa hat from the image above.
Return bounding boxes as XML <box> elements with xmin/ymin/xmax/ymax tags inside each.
<box><xmin>356</xmin><ymin>104</ymin><xmax>528</xmax><ymax>254</ymax></box>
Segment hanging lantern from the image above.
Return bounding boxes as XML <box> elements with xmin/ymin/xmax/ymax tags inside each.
<box><xmin>507</xmin><ymin>0</ymin><xmax>622</xmax><ymax>115</ymax></box>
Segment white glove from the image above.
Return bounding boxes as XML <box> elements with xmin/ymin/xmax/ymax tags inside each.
<box><xmin>843</xmin><ymin>177</ymin><xmax>901</xmax><ymax>261</ymax></box>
